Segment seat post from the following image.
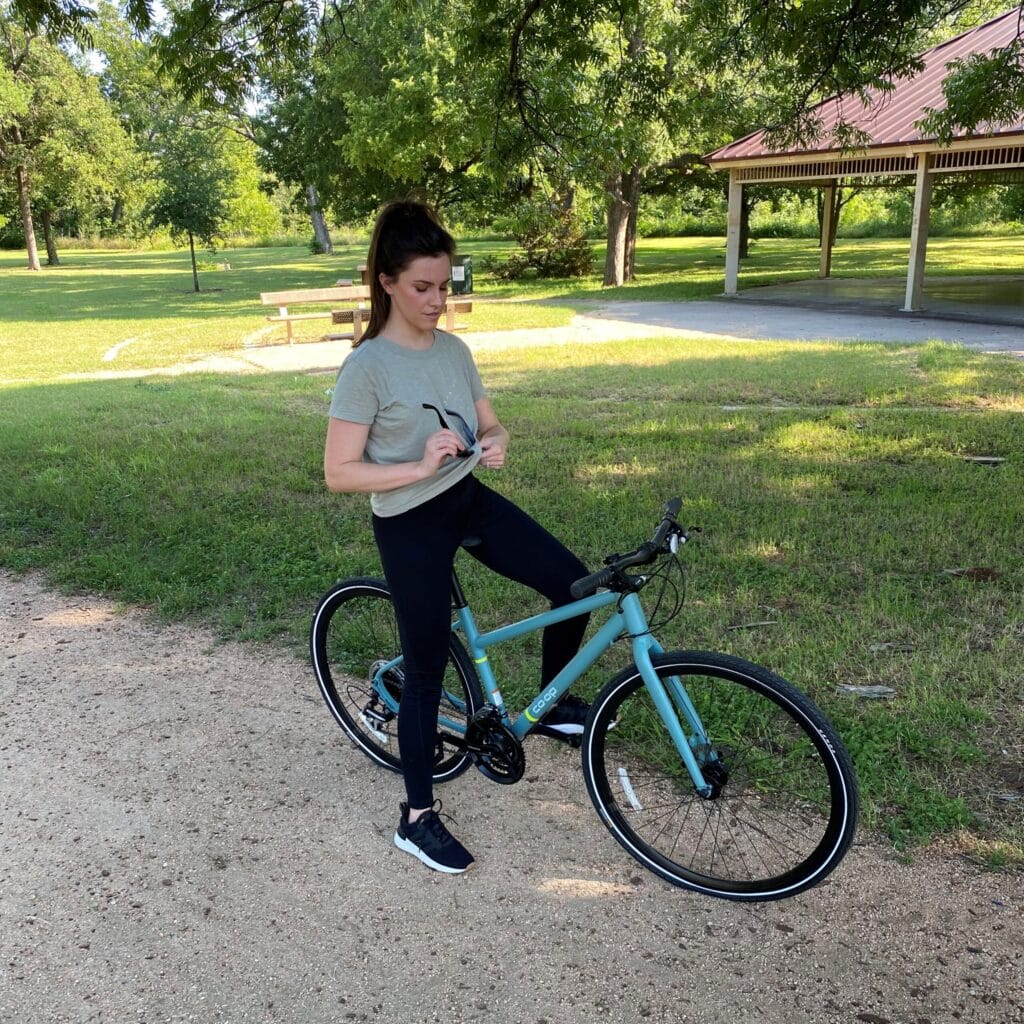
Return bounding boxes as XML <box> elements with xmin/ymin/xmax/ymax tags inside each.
<box><xmin>452</xmin><ymin>535</ymin><xmax>481</xmax><ymax>610</ymax></box>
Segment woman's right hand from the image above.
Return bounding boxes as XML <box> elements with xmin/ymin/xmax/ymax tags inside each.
<box><xmin>420</xmin><ymin>429</ymin><xmax>464</xmax><ymax>475</ymax></box>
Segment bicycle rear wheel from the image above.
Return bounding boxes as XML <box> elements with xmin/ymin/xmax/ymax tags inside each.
<box><xmin>583</xmin><ymin>651</ymin><xmax>858</xmax><ymax>901</ymax></box>
<box><xmin>310</xmin><ymin>577</ymin><xmax>481</xmax><ymax>782</ymax></box>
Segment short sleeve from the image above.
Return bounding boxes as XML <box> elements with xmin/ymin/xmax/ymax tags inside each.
<box><xmin>451</xmin><ymin>335</ymin><xmax>485</xmax><ymax>402</ymax></box>
<box><xmin>329</xmin><ymin>350</ymin><xmax>379</xmax><ymax>424</ymax></box>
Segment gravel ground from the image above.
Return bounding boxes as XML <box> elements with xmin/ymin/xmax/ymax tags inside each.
<box><xmin>2</xmin><ymin>571</ymin><xmax>1022</xmax><ymax>1024</ymax></box>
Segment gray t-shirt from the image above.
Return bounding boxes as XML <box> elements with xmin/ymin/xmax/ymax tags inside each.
<box><xmin>329</xmin><ymin>330</ymin><xmax>486</xmax><ymax>517</ymax></box>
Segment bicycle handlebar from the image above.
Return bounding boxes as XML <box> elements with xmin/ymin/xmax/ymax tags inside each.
<box><xmin>569</xmin><ymin>497</ymin><xmax>683</xmax><ymax>600</ymax></box>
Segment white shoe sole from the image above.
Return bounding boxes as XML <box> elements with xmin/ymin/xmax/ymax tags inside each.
<box><xmin>533</xmin><ymin>721</ymin><xmax>585</xmax><ymax>737</ymax></box>
<box><xmin>393</xmin><ymin>831</ymin><xmax>473</xmax><ymax>874</ymax></box>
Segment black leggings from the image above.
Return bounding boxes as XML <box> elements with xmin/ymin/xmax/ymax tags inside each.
<box><xmin>372</xmin><ymin>475</ymin><xmax>589</xmax><ymax>809</ymax></box>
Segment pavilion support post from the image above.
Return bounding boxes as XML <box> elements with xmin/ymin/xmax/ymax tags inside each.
<box><xmin>903</xmin><ymin>154</ymin><xmax>933</xmax><ymax>312</ymax></box>
<box><xmin>819</xmin><ymin>184</ymin><xmax>837</xmax><ymax>278</ymax></box>
<box><xmin>724</xmin><ymin>170</ymin><xmax>742</xmax><ymax>295</ymax></box>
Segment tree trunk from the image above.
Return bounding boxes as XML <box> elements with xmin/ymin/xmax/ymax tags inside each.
<box><xmin>188</xmin><ymin>231</ymin><xmax>200</xmax><ymax>292</ymax></box>
<box><xmin>15</xmin><ymin>163</ymin><xmax>41</xmax><ymax>271</ymax></box>
<box><xmin>306</xmin><ymin>184</ymin><xmax>333</xmax><ymax>255</ymax></box>
<box><xmin>603</xmin><ymin>166</ymin><xmax>641</xmax><ymax>287</ymax></box>
<box><xmin>603</xmin><ymin>176</ymin><xmax>629</xmax><ymax>287</ymax></box>
<box><xmin>739</xmin><ymin>190</ymin><xmax>752</xmax><ymax>260</ymax></box>
<box><xmin>40</xmin><ymin>209</ymin><xmax>60</xmax><ymax>266</ymax></box>
<box><xmin>111</xmin><ymin>196</ymin><xmax>124</xmax><ymax>226</ymax></box>
<box><xmin>817</xmin><ymin>186</ymin><xmax>849</xmax><ymax>247</ymax></box>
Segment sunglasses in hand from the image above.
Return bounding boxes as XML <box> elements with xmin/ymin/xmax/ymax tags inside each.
<box><xmin>422</xmin><ymin>403</ymin><xmax>477</xmax><ymax>459</ymax></box>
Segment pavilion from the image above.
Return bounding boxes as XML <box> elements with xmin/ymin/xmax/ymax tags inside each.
<box><xmin>706</xmin><ymin>9</ymin><xmax>1024</xmax><ymax>318</ymax></box>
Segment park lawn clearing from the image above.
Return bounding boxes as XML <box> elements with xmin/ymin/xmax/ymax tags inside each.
<box><xmin>1</xmin><ymin>320</ymin><xmax>1022</xmax><ymax>860</ymax></box>
<box><xmin>0</xmin><ymin>242</ymin><xmax>572</xmax><ymax>383</ymax></box>
<box><xmin>4</xmin><ymin>234</ymin><xmax>1023</xmax><ymax>383</ymax></box>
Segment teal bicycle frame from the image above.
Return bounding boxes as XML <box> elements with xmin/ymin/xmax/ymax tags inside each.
<box><xmin>374</xmin><ymin>582</ymin><xmax>717</xmax><ymax>798</ymax></box>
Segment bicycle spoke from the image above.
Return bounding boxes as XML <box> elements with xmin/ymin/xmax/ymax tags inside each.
<box><xmin>311</xmin><ymin>579</ymin><xmax>480</xmax><ymax>782</ymax></box>
<box><xmin>583</xmin><ymin>652</ymin><xmax>857</xmax><ymax>900</ymax></box>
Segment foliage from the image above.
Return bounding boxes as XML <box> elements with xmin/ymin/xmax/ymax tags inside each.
<box><xmin>93</xmin><ymin>3</ymin><xmax>285</xmax><ymax>243</ymax></box>
<box><xmin>220</xmin><ymin>133</ymin><xmax>282</xmax><ymax>239</ymax></box>
<box><xmin>918</xmin><ymin>25</ymin><xmax>1024</xmax><ymax>143</ymax></box>
<box><xmin>484</xmin><ymin>199</ymin><xmax>594</xmax><ymax>279</ymax></box>
<box><xmin>254</xmin><ymin>0</ymin><xmax>510</xmax><ymax>225</ymax></box>
<box><xmin>0</xmin><ymin>15</ymin><xmax>140</xmax><ymax>263</ymax></box>
<box><xmin>3</xmin><ymin>0</ymin><xmax>152</xmax><ymax>45</ymax></box>
<box><xmin>148</xmin><ymin>125</ymin><xmax>234</xmax><ymax>288</ymax></box>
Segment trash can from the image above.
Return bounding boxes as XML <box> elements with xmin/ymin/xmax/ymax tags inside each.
<box><xmin>451</xmin><ymin>255</ymin><xmax>473</xmax><ymax>295</ymax></box>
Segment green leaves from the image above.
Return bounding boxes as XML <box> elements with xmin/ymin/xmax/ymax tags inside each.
<box><xmin>150</xmin><ymin>127</ymin><xmax>234</xmax><ymax>245</ymax></box>
<box><xmin>918</xmin><ymin>40</ymin><xmax>1024</xmax><ymax>144</ymax></box>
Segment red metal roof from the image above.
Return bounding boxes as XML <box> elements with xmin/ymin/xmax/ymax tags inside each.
<box><xmin>708</xmin><ymin>9</ymin><xmax>1024</xmax><ymax>163</ymax></box>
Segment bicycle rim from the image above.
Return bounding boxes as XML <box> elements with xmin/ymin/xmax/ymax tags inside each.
<box><xmin>583</xmin><ymin>651</ymin><xmax>858</xmax><ymax>901</ymax></box>
<box><xmin>310</xmin><ymin>578</ymin><xmax>479</xmax><ymax>782</ymax></box>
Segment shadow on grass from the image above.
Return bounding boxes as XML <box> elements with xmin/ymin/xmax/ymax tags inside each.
<box><xmin>0</xmin><ymin>245</ymin><xmax>374</xmax><ymax>324</ymax></box>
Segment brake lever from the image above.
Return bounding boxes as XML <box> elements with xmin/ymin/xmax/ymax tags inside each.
<box><xmin>668</xmin><ymin>523</ymin><xmax>697</xmax><ymax>555</ymax></box>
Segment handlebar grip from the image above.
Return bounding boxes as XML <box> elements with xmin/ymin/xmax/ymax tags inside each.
<box><xmin>571</xmin><ymin>498</ymin><xmax>683</xmax><ymax>599</ymax></box>
<box><xmin>651</xmin><ymin>497</ymin><xmax>683</xmax><ymax>548</ymax></box>
<box><xmin>570</xmin><ymin>566</ymin><xmax>617</xmax><ymax>600</ymax></box>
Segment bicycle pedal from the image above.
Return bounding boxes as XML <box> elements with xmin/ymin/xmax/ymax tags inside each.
<box><xmin>358</xmin><ymin>711</ymin><xmax>391</xmax><ymax>744</ymax></box>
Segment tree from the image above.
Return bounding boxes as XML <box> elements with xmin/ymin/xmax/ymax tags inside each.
<box><xmin>481</xmin><ymin>0</ymin><xmax>748</xmax><ymax>284</ymax></box>
<box><xmin>93</xmin><ymin>3</ymin><xmax>282</xmax><ymax>245</ymax></box>
<box><xmin>6</xmin><ymin>0</ymin><xmax>151</xmax><ymax>45</ymax></box>
<box><xmin>919</xmin><ymin>36</ymin><xmax>1024</xmax><ymax>143</ymax></box>
<box><xmin>0</xmin><ymin>13</ymin><xmax>138</xmax><ymax>268</ymax></box>
<box><xmin>252</xmin><ymin>83</ymin><xmax>342</xmax><ymax>253</ymax></box>
<box><xmin>0</xmin><ymin>23</ymin><xmax>38</xmax><ymax>268</ymax></box>
<box><xmin>149</xmin><ymin>125</ymin><xmax>234</xmax><ymax>290</ymax></box>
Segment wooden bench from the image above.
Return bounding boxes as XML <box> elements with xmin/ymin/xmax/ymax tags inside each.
<box><xmin>330</xmin><ymin>297</ymin><xmax>473</xmax><ymax>339</ymax></box>
<box><xmin>259</xmin><ymin>284</ymin><xmax>370</xmax><ymax>344</ymax></box>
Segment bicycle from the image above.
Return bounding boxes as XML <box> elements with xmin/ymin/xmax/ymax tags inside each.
<box><xmin>310</xmin><ymin>498</ymin><xmax>859</xmax><ymax>902</ymax></box>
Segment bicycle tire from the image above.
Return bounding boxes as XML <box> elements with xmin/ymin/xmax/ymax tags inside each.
<box><xmin>582</xmin><ymin>650</ymin><xmax>858</xmax><ymax>901</ymax></box>
<box><xmin>310</xmin><ymin>577</ymin><xmax>482</xmax><ymax>782</ymax></box>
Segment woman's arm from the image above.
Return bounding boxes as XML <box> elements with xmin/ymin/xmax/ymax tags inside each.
<box><xmin>475</xmin><ymin>397</ymin><xmax>508</xmax><ymax>470</ymax></box>
<box><xmin>324</xmin><ymin>417</ymin><xmax>464</xmax><ymax>493</ymax></box>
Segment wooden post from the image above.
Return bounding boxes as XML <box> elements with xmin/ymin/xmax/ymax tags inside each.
<box><xmin>903</xmin><ymin>154</ymin><xmax>933</xmax><ymax>312</ymax></box>
<box><xmin>724</xmin><ymin>170</ymin><xmax>742</xmax><ymax>295</ymax></box>
<box><xmin>820</xmin><ymin>184</ymin><xmax>837</xmax><ymax>278</ymax></box>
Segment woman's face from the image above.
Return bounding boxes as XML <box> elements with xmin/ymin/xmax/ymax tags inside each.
<box><xmin>381</xmin><ymin>253</ymin><xmax>451</xmax><ymax>333</ymax></box>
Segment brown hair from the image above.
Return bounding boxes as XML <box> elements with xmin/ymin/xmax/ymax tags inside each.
<box><xmin>358</xmin><ymin>199</ymin><xmax>455</xmax><ymax>346</ymax></box>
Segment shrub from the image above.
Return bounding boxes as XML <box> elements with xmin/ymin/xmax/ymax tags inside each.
<box><xmin>483</xmin><ymin>200</ymin><xmax>594</xmax><ymax>279</ymax></box>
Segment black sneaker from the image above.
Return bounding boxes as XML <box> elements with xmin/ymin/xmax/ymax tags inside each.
<box><xmin>393</xmin><ymin>801</ymin><xmax>474</xmax><ymax>874</ymax></box>
<box><xmin>532</xmin><ymin>694</ymin><xmax>590</xmax><ymax>740</ymax></box>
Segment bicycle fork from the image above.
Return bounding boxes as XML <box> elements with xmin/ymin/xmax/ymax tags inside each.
<box><xmin>621</xmin><ymin>595</ymin><xmax>717</xmax><ymax>800</ymax></box>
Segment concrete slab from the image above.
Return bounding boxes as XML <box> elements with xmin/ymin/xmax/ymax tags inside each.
<box><xmin>588</xmin><ymin>298</ymin><xmax>1024</xmax><ymax>353</ymax></box>
<box><xmin>62</xmin><ymin>294</ymin><xmax>1024</xmax><ymax>383</ymax></box>
<box><xmin>229</xmin><ymin>298</ymin><xmax>1024</xmax><ymax>377</ymax></box>
<box><xmin>735</xmin><ymin>274</ymin><xmax>1024</xmax><ymax>328</ymax></box>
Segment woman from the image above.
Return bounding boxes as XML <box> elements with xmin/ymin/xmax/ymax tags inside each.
<box><xmin>324</xmin><ymin>200</ymin><xmax>590</xmax><ymax>874</ymax></box>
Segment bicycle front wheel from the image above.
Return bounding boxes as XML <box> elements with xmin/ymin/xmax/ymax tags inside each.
<box><xmin>310</xmin><ymin>577</ymin><xmax>482</xmax><ymax>782</ymax></box>
<box><xmin>583</xmin><ymin>651</ymin><xmax>858</xmax><ymax>901</ymax></box>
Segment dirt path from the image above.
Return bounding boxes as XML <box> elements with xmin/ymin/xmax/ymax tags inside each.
<box><xmin>2</xmin><ymin>571</ymin><xmax>1021</xmax><ymax>1024</ymax></box>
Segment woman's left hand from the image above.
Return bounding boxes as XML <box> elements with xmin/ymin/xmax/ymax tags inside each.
<box><xmin>478</xmin><ymin>436</ymin><xmax>506</xmax><ymax>469</ymax></box>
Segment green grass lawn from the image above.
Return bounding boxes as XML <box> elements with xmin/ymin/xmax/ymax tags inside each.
<box><xmin>3</xmin><ymin>234</ymin><xmax>1022</xmax><ymax>383</ymax></box>
<box><xmin>2</xmin><ymin>235</ymin><xmax>1023</xmax><ymax>861</ymax></box>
